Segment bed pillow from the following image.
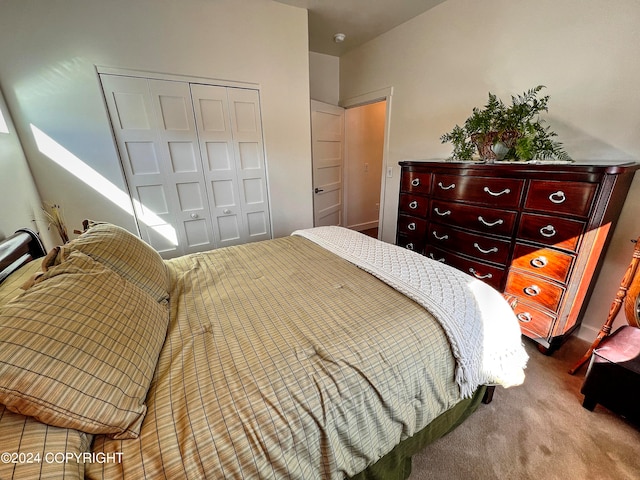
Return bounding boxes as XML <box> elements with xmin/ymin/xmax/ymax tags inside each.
<box><xmin>0</xmin><ymin>251</ymin><xmax>169</xmax><ymax>439</ymax></box>
<box><xmin>0</xmin><ymin>404</ymin><xmax>93</xmax><ymax>480</ymax></box>
<box><xmin>54</xmin><ymin>221</ymin><xmax>169</xmax><ymax>303</ymax></box>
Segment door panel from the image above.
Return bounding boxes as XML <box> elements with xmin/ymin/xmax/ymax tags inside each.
<box><xmin>126</xmin><ymin>142</ymin><xmax>160</xmax><ymax>175</ymax></box>
<box><xmin>184</xmin><ymin>219</ymin><xmax>210</xmax><ymax>247</ymax></box>
<box><xmin>217</xmin><ymin>215</ymin><xmax>241</xmax><ymax>243</ymax></box>
<box><xmin>311</xmin><ymin>100</ymin><xmax>344</xmax><ymax>226</ymax></box>
<box><xmin>192</xmin><ymin>84</ymin><xmax>271</xmax><ymax>247</ymax></box>
<box><xmin>112</xmin><ymin>91</ymin><xmax>151</xmax><ymax>130</ymax></box>
<box><xmin>191</xmin><ymin>84</ymin><xmax>244</xmax><ymax>248</ymax></box>
<box><xmin>102</xmin><ymin>74</ymin><xmax>271</xmax><ymax>256</ymax></box>
<box><xmin>149</xmin><ymin>79</ymin><xmax>215</xmax><ymax>255</ymax></box>
<box><xmin>227</xmin><ymin>88</ymin><xmax>271</xmax><ymax>243</ymax></box>
<box><xmin>168</xmin><ymin>142</ymin><xmax>198</xmax><ymax>173</ymax></box>
<box><xmin>137</xmin><ymin>184</ymin><xmax>169</xmax><ymax>216</ymax></box>
<box><xmin>101</xmin><ymin>75</ymin><xmax>181</xmax><ymax>257</ymax></box>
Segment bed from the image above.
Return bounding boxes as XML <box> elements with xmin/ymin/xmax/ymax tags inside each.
<box><xmin>0</xmin><ymin>222</ymin><xmax>527</xmax><ymax>479</ymax></box>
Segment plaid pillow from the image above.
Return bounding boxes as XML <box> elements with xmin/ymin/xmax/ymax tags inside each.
<box><xmin>0</xmin><ymin>404</ymin><xmax>93</xmax><ymax>480</ymax></box>
<box><xmin>0</xmin><ymin>251</ymin><xmax>169</xmax><ymax>438</ymax></box>
<box><xmin>54</xmin><ymin>221</ymin><xmax>169</xmax><ymax>303</ymax></box>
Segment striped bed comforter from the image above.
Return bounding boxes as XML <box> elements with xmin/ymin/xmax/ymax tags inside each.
<box><xmin>84</xmin><ymin>232</ymin><xmax>526</xmax><ymax>479</ymax></box>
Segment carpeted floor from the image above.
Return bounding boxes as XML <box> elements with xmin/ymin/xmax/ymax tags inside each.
<box><xmin>409</xmin><ymin>335</ymin><xmax>640</xmax><ymax>479</ymax></box>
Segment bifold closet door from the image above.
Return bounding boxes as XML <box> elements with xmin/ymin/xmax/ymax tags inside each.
<box><xmin>191</xmin><ymin>84</ymin><xmax>271</xmax><ymax>248</ymax></box>
<box><xmin>101</xmin><ymin>74</ymin><xmax>271</xmax><ymax>257</ymax></box>
<box><xmin>101</xmin><ymin>75</ymin><xmax>216</xmax><ymax>257</ymax></box>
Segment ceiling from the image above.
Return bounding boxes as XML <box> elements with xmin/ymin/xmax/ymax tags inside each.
<box><xmin>274</xmin><ymin>0</ymin><xmax>446</xmax><ymax>56</ymax></box>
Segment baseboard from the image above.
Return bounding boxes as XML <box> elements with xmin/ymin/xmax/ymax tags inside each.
<box><xmin>348</xmin><ymin>221</ymin><xmax>378</xmax><ymax>232</ymax></box>
<box><xmin>576</xmin><ymin>324</ymin><xmax>598</xmax><ymax>342</ymax></box>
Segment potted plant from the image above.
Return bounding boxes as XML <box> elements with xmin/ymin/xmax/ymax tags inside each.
<box><xmin>440</xmin><ymin>85</ymin><xmax>571</xmax><ymax>162</ymax></box>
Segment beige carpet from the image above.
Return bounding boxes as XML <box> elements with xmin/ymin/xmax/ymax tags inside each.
<box><xmin>410</xmin><ymin>335</ymin><xmax>640</xmax><ymax>479</ymax></box>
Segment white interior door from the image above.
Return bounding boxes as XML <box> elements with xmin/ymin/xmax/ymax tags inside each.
<box><xmin>102</xmin><ymin>72</ymin><xmax>271</xmax><ymax>256</ymax></box>
<box><xmin>191</xmin><ymin>84</ymin><xmax>271</xmax><ymax>248</ymax></box>
<box><xmin>227</xmin><ymin>88</ymin><xmax>271</xmax><ymax>243</ymax></box>
<box><xmin>311</xmin><ymin>100</ymin><xmax>345</xmax><ymax>226</ymax></box>
<box><xmin>101</xmin><ymin>74</ymin><xmax>215</xmax><ymax>257</ymax></box>
<box><xmin>150</xmin><ymin>79</ymin><xmax>215</xmax><ymax>254</ymax></box>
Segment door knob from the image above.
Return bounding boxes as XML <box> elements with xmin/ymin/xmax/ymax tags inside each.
<box><xmin>314</xmin><ymin>187</ymin><xmax>324</xmax><ymax>193</ymax></box>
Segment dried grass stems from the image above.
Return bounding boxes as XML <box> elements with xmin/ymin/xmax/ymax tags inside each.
<box><xmin>41</xmin><ymin>202</ymin><xmax>70</xmax><ymax>244</ymax></box>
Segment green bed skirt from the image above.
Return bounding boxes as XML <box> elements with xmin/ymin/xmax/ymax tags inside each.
<box><xmin>348</xmin><ymin>385</ymin><xmax>487</xmax><ymax>480</ymax></box>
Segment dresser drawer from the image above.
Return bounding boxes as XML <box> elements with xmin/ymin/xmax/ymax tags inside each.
<box><xmin>525</xmin><ymin>180</ymin><xmax>597</xmax><ymax>218</ymax></box>
<box><xmin>432</xmin><ymin>174</ymin><xmax>524</xmax><ymax>208</ymax></box>
<box><xmin>428</xmin><ymin>223</ymin><xmax>511</xmax><ymax>265</ymax></box>
<box><xmin>517</xmin><ymin>213</ymin><xmax>585</xmax><ymax>252</ymax></box>
<box><xmin>513</xmin><ymin>302</ymin><xmax>556</xmax><ymax>340</ymax></box>
<box><xmin>511</xmin><ymin>243</ymin><xmax>574</xmax><ymax>283</ymax></box>
<box><xmin>431</xmin><ymin>200</ymin><xmax>517</xmax><ymax>237</ymax></box>
<box><xmin>397</xmin><ymin>233</ymin><xmax>425</xmax><ymax>254</ymax></box>
<box><xmin>401</xmin><ymin>171</ymin><xmax>431</xmax><ymax>195</ymax></box>
<box><xmin>399</xmin><ymin>194</ymin><xmax>429</xmax><ymax>218</ymax></box>
<box><xmin>397</xmin><ymin>215</ymin><xmax>427</xmax><ymax>238</ymax></box>
<box><xmin>425</xmin><ymin>246</ymin><xmax>505</xmax><ymax>290</ymax></box>
<box><xmin>505</xmin><ymin>271</ymin><xmax>565</xmax><ymax>312</ymax></box>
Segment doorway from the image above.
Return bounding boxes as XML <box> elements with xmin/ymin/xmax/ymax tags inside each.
<box><xmin>344</xmin><ymin>100</ymin><xmax>386</xmax><ymax>238</ymax></box>
<box><xmin>310</xmin><ymin>90</ymin><xmax>391</xmax><ymax>239</ymax></box>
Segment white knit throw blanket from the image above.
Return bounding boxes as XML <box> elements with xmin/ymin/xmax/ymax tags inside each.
<box><xmin>293</xmin><ymin>226</ymin><xmax>527</xmax><ymax>398</ymax></box>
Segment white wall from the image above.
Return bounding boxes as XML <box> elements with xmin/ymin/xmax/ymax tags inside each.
<box><xmin>339</xmin><ymin>0</ymin><xmax>640</xmax><ymax>341</ymax></box>
<box><xmin>0</xmin><ymin>0</ymin><xmax>313</xmax><ymax>246</ymax></box>
<box><xmin>309</xmin><ymin>52</ymin><xmax>340</xmax><ymax>105</ymax></box>
<box><xmin>0</xmin><ymin>86</ymin><xmax>54</xmax><ymax>244</ymax></box>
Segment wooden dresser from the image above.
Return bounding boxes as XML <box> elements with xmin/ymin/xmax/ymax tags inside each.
<box><xmin>396</xmin><ymin>161</ymin><xmax>639</xmax><ymax>352</ymax></box>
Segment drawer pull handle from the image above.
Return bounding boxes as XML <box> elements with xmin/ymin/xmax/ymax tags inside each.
<box><xmin>407</xmin><ymin>222</ymin><xmax>416</xmax><ymax>231</ymax></box>
<box><xmin>434</xmin><ymin>207</ymin><xmax>451</xmax><ymax>216</ymax></box>
<box><xmin>484</xmin><ymin>186</ymin><xmax>511</xmax><ymax>197</ymax></box>
<box><xmin>478</xmin><ymin>216</ymin><xmax>504</xmax><ymax>227</ymax></box>
<box><xmin>411</xmin><ymin>178</ymin><xmax>421</xmax><ymax>187</ymax></box>
<box><xmin>438</xmin><ymin>181</ymin><xmax>456</xmax><ymax>190</ymax></box>
<box><xmin>540</xmin><ymin>224</ymin><xmax>557</xmax><ymax>238</ymax></box>
<box><xmin>473</xmin><ymin>242</ymin><xmax>498</xmax><ymax>255</ymax></box>
<box><xmin>405</xmin><ymin>243</ymin><xmax>414</xmax><ymax>250</ymax></box>
<box><xmin>429</xmin><ymin>253</ymin><xmax>445</xmax><ymax>263</ymax></box>
<box><xmin>469</xmin><ymin>268</ymin><xmax>493</xmax><ymax>280</ymax></box>
<box><xmin>549</xmin><ymin>191</ymin><xmax>566</xmax><ymax>204</ymax></box>
<box><xmin>524</xmin><ymin>285</ymin><xmax>541</xmax><ymax>296</ymax></box>
<box><xmin>517</xmin><ymin>312</ymin><xmax>533</xmax><ymax>323</ymax></box>
<box><xmin>432</xmin><ymin>231</ymin><xmax>449</xmax><ymax>241</ymax></box>
<box><xmin>409</xmin><ymin>200</ymin><xmax>419</xmax><ymax>209</ymax></box>
<box><xmin>531</xmin><ymin>256</ymin><xmax>548</xmax><ymax>268</ymax></box>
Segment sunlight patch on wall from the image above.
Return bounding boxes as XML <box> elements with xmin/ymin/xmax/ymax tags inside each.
<box><xmin>30</xmin><ymin>124</ymin><xmax>178</xmax><ymax>245</ymax></box>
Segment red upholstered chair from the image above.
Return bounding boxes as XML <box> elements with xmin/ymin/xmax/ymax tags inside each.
<box><xmin>580</xmin><ymin>326</ymin><xmax>640</xmax><ymax>423</ymax></box>
<box><xmin>577</xmin><ymin>238</ymin><xmax>640</xmax><ymax>423</ymax></box>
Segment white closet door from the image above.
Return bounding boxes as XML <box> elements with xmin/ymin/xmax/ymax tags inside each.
<box><xmin>191</xmin><ymin>84</ymin><xmax>271</xmax><ymax>247</ymax></box>
<box><xmin>227</xmin><ymin>88</ymin><xmax>271</xmax><ymax>243</ymax></box>
<box><xmin>101</xmin><ymin>75</ymin><xmax>215</xmax><ymax>257</ymax></box>
<box><xmin>149</xmin><ymin>79</ymin><xmax>215</xmax><ymax>254</ymax></box>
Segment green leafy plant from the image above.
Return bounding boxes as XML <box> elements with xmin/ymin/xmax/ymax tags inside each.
<box><xmin>440</xmin><ymin>86</ymin><xmax>571</xmax><ymax>162</ymax></box>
